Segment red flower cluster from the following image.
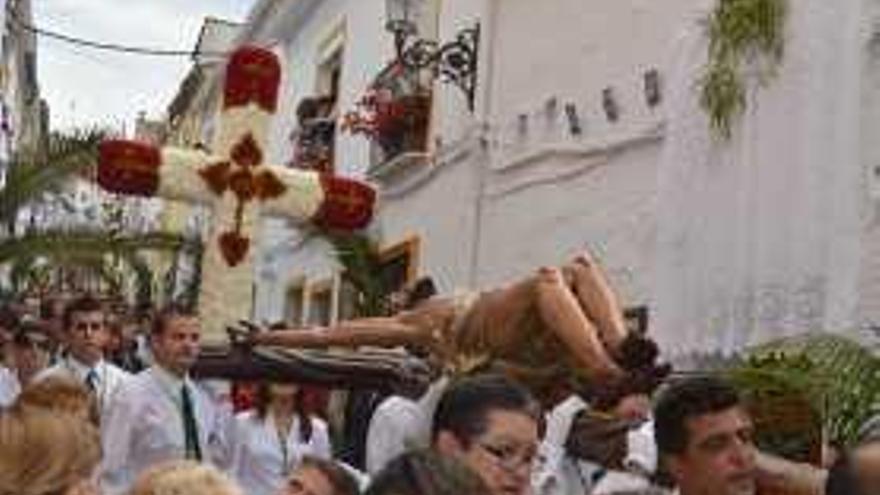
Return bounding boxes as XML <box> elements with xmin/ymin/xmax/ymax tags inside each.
<box><xmin>341</xmin><ymin>87</ymin><xmax>415</xmax><ymax>139</ymax></box>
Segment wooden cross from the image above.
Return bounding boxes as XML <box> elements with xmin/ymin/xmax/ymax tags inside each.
<box><xmin>96</xmin><ymin>46</ymin><xmax>376</xmax><ymax>342</ymax></box>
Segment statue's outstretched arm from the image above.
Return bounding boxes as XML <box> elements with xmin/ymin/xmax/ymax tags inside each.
<box><xmin>247</xmin><ymin>317</ymin><xmax>428</xmax><ymax>349</ymax></box>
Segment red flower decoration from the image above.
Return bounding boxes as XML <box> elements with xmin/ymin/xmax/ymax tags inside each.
<box><xmin>228</xmin><ymin>169</ymin><xmax>256</xmax><ymax>201</ymax></box>
<box><xmin>312</xmin><ymin>174</ymin><xmax>376</xmax><ymax>230</ymax></box>
<box><xmin>254</xmin><ymin>170</ymin><xmax>286</xmax><ymax>200</ymax></box>
<box><xmin>219</xmin><ymin>231</ymin><xmax>250</xmax><ymax>267</ymax></box>
<box><xmin>230</xmin><ymin>133</ymin><xmax>262</xmax><ymax>169</ymax></box>
<box><xmin>98</xmin><ymin>140</ymin><xmax>161</xmax><ymax>196</ymax></box>
<box><xmin>224</xmin><ymin>46</ymin><xmax>281</xmax><ymax>113</ymax></box>
<box><xmin>199</xmin><ymin>161</ymin><xmax>230</xmax><ymax>195</ymax></box>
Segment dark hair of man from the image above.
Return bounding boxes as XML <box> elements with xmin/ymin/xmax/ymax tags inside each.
<box><xmin>151</xmin><ymin>304</ymin><xmax>197</xmax><ymax>336</ymax></box>
<box><xmin>431</xmin><ymin>373</ymin><xmax>540</xmax><ymax>446</ymax></box>
<box><xmin>299</xmin><ymin>456</ymin><xmax>360</xmax><ymax>495</ymax></box>
<box><xmin>62</xmin><ymin>295</ymin><xmax>103</xmax><ymax>332</ymax></box>
<box><xmin>653</xmin><ymin>375</ymin><xmax>742</xmax><ymax>456</ymax></box>
<box><xmin>364</xmin><ymin>449</ymin><xmax>489</xmax><ymax>495</ymax></box>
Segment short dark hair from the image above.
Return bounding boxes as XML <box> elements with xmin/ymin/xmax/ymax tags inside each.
<box><xmin>299</xmin><ymin>456</ymin><xmax>360</xmax><ymax>495</ymax></box>
<box><xmin>432</xmin><ymin>373</ymin><xmax>540</xmax><ymax>446</ymax></box>
<box><xmin>654</xmin><ymin>375</ymin><xmax>743</xmax><ymax>456</ymax></box>
<box><xmin>365</xmin><ymin>449</ymin><xmax>489</xmax><ymax>495</ymax></box>
<box><xmin>62</xmin><ymin>295</ymin><xmax>103</xmax><ymax>332</ymax></box>
<box><xmin>151</xmin><ymin>304</ymin><xmax>197</xmax><ymax>336</ymax></box>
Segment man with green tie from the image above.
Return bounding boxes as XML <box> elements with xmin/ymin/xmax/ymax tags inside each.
<box><xmin>100</xmin><ymin>306</ymin><xmax>233</xmax><ymax>495</ymax></box>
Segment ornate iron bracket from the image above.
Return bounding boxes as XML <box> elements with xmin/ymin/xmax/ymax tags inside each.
<box><xmin>392</xmin><ymin>23</ymin><xmax>480</xmax><ymax>111</ymax></box>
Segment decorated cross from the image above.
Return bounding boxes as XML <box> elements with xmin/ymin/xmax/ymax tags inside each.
<box><xmin>97</xmin><ymin>46</ymin><xmax>376</xmax><ymax>342</ymax></box>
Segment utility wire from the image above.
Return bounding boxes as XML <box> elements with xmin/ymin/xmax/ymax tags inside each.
<box><xmin>7</xmin><ymin>9</ymin><xmax>228</xmax><ymax>58</ymax></box>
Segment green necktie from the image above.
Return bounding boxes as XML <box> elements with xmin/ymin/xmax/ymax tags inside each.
<box><xmin>180</xmin><ymin>384</ymin><xmax>202</xmax><ymax>461</ymax></box>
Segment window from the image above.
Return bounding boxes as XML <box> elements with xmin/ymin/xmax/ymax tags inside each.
<box><xmin>316</xmin><ymin>48</ymin><xmax>343</xmax><ymax>114</ymax></box>
<box><xmin>285</xmin><ymin>284</ymin><xmax>305</xmax><ymax>325</ymax></box>
<box><xmin>307</xmin><ymin>280</ymin><xmax>333</xmax><ymax>326</ymax></box>
<box><xmin>377</xmin><ymin>236</ymin><xmax>420</xmax><ymax>295</ymax></box>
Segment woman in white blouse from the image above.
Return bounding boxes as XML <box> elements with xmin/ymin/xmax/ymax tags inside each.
<box><xmin>234</xmin><ymin>382</ymin><xmax>332</xmax><ymax>495</ymax></box>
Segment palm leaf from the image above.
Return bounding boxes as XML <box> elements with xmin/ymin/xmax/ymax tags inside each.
<box><xmin>0</xmin><ymin>129</ymin><xmax>105</xmax><ymax>224</ymax></box>
<box><xmin>318</xmin><ymin>229</ymin><xmax>390</xmax><ymax>317</ymax></box>
<box><xmin>0</xmin><ymin>230</ymin><xmax>199</xmax><ymax>305</ymax></box>
<box><xmin>729</xmin><ymin>333</ymin><xmax>880</xmax><ymax>449</ymax></box>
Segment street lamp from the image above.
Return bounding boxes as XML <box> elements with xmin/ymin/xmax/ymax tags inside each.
<box><xmin>385</xmin><ymin>0</ymin><xmax>480</xmax><ymax>111</ymax></box>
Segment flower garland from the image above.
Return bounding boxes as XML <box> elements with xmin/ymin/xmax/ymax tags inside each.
<box><xmin>699</xmin><ymin>0</ymin><xmax>788</xmax><ymax>139</ymax></box>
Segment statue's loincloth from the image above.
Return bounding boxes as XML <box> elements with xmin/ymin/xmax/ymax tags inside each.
<box><xmin>431</xmin><ymin>290</ymin><xmax>577</xmax><ymax>395</ymax></box>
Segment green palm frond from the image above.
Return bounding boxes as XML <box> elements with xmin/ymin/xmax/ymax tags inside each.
<box><xmin>0</xmin><ymin>230</ymin><xmax>197</xmax><ymax>264</ymax></box>
<box><xmin>730</xmin><ymin>333</ymin><xmax>880</xmax><ymax>448</ymax></box>
<box><xmin>319</xmin><ymin>229</ymin><xmax>389</xmax><ymax>317</ymax></box>
<box><xmin>0</xmin><ymin>129</ymin><xmax>105</xmax><ymax>224</ymax></box>
<box><xmin>0</xmin><ymin>229</ymin><xmax>199</xmax><ymax>304</ymax></box>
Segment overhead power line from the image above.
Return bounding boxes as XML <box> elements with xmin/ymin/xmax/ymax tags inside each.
<box><xmin>8</xmin><ymin>10</ymin><xmax>227</xmax><ymax>58</ymax></box>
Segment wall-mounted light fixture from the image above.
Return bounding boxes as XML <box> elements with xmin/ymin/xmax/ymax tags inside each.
<box><xmin>386</xmin><ymin>0</ymin><xmax>480</xmax><ymax>111</ymax></box>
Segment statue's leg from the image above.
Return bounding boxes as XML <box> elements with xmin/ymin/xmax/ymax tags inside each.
<box><xmin>535</xmin><ymin>266</ymin><xmax>623</xmax><ymax>381</ymax></box>
<box><xmin>563</xmin><ymin>253</ymin><xmax>628</xmax><ymax>349</ymax></box>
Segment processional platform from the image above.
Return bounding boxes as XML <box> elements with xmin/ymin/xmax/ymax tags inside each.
<box><xmin>192</xmin><ymin>343</ymin><xmax>433</xmax><ymax>393</ymax></box>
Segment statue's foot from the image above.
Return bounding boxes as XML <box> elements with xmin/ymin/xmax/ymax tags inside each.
<box><xmin>572</xmin><ymin>251</ymin><xmax>597</xmax><ymax>269</ymax></box>
<box><xmin>537</xmin><ymin>266</ymin><xmax>566</xmax><ymax>286</ymax></box>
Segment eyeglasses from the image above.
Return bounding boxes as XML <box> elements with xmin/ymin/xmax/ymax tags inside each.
<box><xmin>475</xmin><ymin>441</ymin><xmax>537</xmax><ymax>472</ymax></box>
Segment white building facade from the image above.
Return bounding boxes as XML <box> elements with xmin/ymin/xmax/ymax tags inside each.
<box><xmin>168</xmin><ymin>0</ymin><xmax>880</xmax><ymax>358</ymax></box>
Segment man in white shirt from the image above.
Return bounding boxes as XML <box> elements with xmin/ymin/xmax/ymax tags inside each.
<box><xmin>36</xmin><ymin>295</ymin><xmax>129</xmax><ymax>420</ymax></box>
<box><xmin>0</xmin><ymin>364</ymin><xmax>18</xmax><ymax>408</ymax></box>
<box><xmin>100</xmin><ymin>306</ymin><xmax>233</xmax><ymax>495</ymax></box>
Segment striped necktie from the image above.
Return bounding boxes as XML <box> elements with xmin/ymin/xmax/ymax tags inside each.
<box><xmin>84</xmin><ymin>369</ymin><xmax>98</xmax><ymax>394</ymax></box>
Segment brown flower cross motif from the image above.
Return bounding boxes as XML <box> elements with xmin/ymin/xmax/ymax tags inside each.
<box><xmin>198</xmin><ymin>133</ymin><xmax>286</xmax><ymax>266</ymax></box>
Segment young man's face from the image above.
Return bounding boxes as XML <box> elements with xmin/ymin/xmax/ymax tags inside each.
<box><xmin>67</xmin><ymin>310</ymin><xmax>109</xmax><ymax>366</ymax></box>
<box><xmin>437</xmin><ymin>409</ymin><xmax>539</xmax><ymax>495</ymax></box>
<box><xmin>152</xmin><ymin>315</ymin><xmax>201</xmax><ymax>377</ymax></box>
<box><xmin>280</xmin><ymin>466</ymin><xmax>337</xmax><ymax>495</ymax></box>
<box><xmin>667</xmin><ymin>406</ymin><xmax>757</xmax><ymax>495</ymax></box>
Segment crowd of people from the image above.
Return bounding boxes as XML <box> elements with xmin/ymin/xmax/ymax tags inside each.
<box><xmin>2</xmin><ymin>289</ymin><xmax>880</xmax><ymax>495</ymax></box>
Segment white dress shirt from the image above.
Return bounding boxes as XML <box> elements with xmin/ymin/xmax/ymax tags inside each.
<box><xmin>36</xmin><ymin>356</ymin><xmax>130</xmax><ymax>418</ymax></box>
<box><xmin>233</xmin><ymin>410</ymin><xmax>332</xmax><ymax>495</ymax></box>
<box><xmin>0</xmin><ymin>365</ymin><xmax>20</xmax><ymax>408</ymax></box>
<box><xmin>533</xmin><ymin>395</ymin><xmax>598</xmax><ymax>495</ymax></box>
<box><xmin>365</xmin><ymin>396</ymin><xmax>424</xmax><ymax>475</ymax></box>
<box><xmin>365</xmin><ymin>377</ymin><xmax>450</xmax><ymax>475</ymax></box>
<box><xmin>100</xmin><ymin>365</ymin><xmax>234</xmax><ymax>495</ymax></box>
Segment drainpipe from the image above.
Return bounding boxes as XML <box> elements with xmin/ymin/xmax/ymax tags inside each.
<box><xmin>467</xmin><ymin>0</ymin><xmax>499</xmax><ymax>287</ymax></box>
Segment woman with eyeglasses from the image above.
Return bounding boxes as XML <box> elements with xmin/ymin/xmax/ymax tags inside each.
<box><xmin>233</xmin><ymin>381</ymin><xmax>332</xmax><ymax>495</ymax></box>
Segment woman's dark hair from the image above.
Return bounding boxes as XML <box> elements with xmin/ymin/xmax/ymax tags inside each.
<box><xmin>432</xmin><ymin>373</ymin><xmax>540</xmax><ymax>446</ymax></box>
<box><xmin>299</xmin><ymin>456</ymin><xmax>360</xmax><ymax>495</ymax></box>
<box><xmin>364</xmin><ymin>449</ymin><xmax>489</xmax><ymax>495</ymax></box>
<box><xmin>254</xmin><ymin>382</ymin><xmax>313</xmax><ymax>443</ymax></box>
